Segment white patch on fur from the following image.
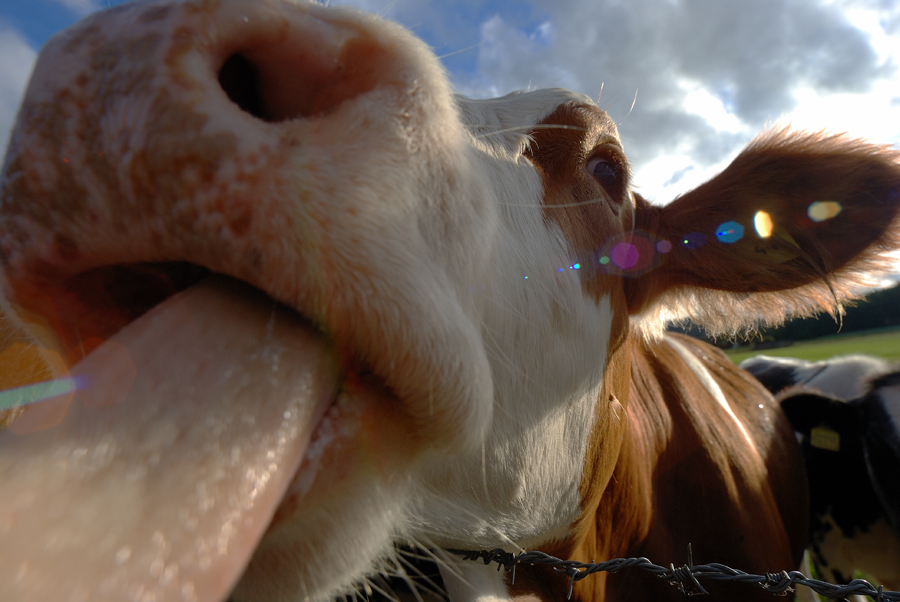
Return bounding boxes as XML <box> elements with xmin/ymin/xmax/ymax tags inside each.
<box><xmin>815</xmin><ymin>514</ymin><xmax>900</xmax><ymax>591</ymax></box>
<box><xmin>407</xmin><ymin>90</ymin><xmax>615</xmax><ymax>552</ymax></box>
<box><xmin>666</xmin><ymin>336</ymin><xmax>755</xmax><ymax>450</ymax></box>
<box><xmin>439</xmin><ymin>556</ymin><xmax>514</xmax><ymax>602</ymax></box>
<box><xmin>876</xmin><ymin>384</ymin><xmax>900</xmax><ymax>430</ymax></box>
<box><xmin>741</xmin><ymin>354</ymin><xmax>891</xmax><ymax>399</ymax></box>
<box><xmin>801</xmin><ymin>355</ymin><xmax>890</xmax><ymax>399</ymax></box>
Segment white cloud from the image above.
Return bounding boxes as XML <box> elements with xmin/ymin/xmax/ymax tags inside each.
<box><xmin>0</xmin><ymin>25</ymin><xmax>38</xmax><ymax>165</ymax></box>
<box><xmin>5</xmin><ymin>0</ymin><xmax>899</xmax><ymax>206</ymax></box>
<box><xmin>465</xmin><ymin>0</ymin><xmax>900</xmax><ymax>201</ymax></box>
<box><xmin>50</xmin><ymin>0</ymin><xmax>102</xmax><ymax>18</ymax></box>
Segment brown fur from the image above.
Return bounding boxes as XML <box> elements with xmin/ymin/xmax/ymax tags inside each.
<box><xmin>511</xmin><ymin>112</ymin><xmax>900</xmax><ymax>602</ymax></box>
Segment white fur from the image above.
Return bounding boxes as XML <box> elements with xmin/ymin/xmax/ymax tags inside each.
<box><xmin>667</xmin><ymin>336</ymin><xmax>755</xmax><ymax>451</ymax></box>
<box><xmin>1</xmin><ymin>3</ymin><xmax>617</xmax><ymax>601</ymax></box>
<box><xmin>439</xmin><ymin>556</ymin><xmax>515</xmax><ymax>602</ymax></box>
<box><xmin>4</xmin><ymin>2</ymin><xmax>899</xmax><ymax>602</ymax></box>
<box><xmin>740</xmin><ymin>354</ymin><xmax>891</xmax><ymax>399</ymax></box>
<box><xmin>405</xmin><ymin>91</ymin><xmax>615</xmax><ymax>551</ymax></box>
<box><xmin>876</xmin><ymin>384</ymin><xmax>900</xmax><ymax>431</ymax></box>
<box><xmin>816</xmin><ymin>514</ymin><xmax>900</xmax><ymax>591</ymax></box>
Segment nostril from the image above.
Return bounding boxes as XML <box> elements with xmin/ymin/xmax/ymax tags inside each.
<box><xmin>218</xmin><ymin>53</ymin><xmax>267</xmax><ymax>121</ymax></box>
<box><xmin>215</xmin><ymin>25</ymin><xmax>391</xmax><ymax>123</ymax></box>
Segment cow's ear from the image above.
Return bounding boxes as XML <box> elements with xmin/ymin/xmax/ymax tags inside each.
<box><xmin>626</xmin><ymin>129</ymin><xmax>900</xmax><ymax>335</ymax></box>
<box><xmin>777</xmin><ymin>388</ymin><xmax>858</xmax><ymax>436</ymax></box>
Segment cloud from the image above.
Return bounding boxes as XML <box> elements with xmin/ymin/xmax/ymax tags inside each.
<box><xmin>334</xmin><ymin>0</ymin><xmax>542</xmax><ymax>89</ymax></box>
<box><xmin>4</xmin><ymin>0</ymin><xmax>898</xmax><ymax>204</ymax></box>
<box><xmin>466</xmin><ymin>0</ymin><xmax>897</xmax><ymax>200</ymax></box>
<box><xmin>50</xmin><ymin>0</ymin><xmax>102</xmax><ymax>18</ymax></box>
<box><xmin>0</xmin><ymin>25</ymin><xmax>38</xmax><ymax>164</ymax></box>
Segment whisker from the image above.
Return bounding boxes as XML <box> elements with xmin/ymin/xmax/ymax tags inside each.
<box><xmin>619</xmin><ymin>88</ymin><xmax>639</xmax><ymax>125</ymax></box>
<box><xmin>437</xmin><ymin>44</ymin><xmax>480</xmax><ymax>60</ymax></box>
<box><xmin>411</xmin><ymin>537</ymin><xmax>465</xmax><ymax>583</ymax></box>
<box><xmin>475</xmin><ymin>123</ymin><xmax>588</xmax><ymax>140</ymax></box>
<box><xmin>481</xmin><ymin>440</ymin><xmax>490</xmax><ymax>503</ymax></box>
<box><xmin>499</xmin><ymin>197</ymin><xmax>605</xmax><ymax>208</ymax></box>
<box><xmin>411</xmin><ymin>493</ymin><xmax>525</xmax><ymax>552</ymax></box>
<box><xmin>397</xmin><ymin>553</ymin><xmax>445</xmax><ymax>598</ymax></box>
<box><xmin>366</xmin><ymin>577</ymin><xmax>403</xmax><ymax>602</ymax></box>
<box><xmin>372</xmin><ymin>0</ymin><xmax>401</xmax><ymax>17</ymax></box>
<box><xmin>392</xmin><ymin>560</ymin><xmax>432</xmax><ymax>602</ymax></box>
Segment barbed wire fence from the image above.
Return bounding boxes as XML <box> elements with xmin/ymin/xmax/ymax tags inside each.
<box><xmin>448</xmin><ymin>546</ymin><xmax>900</xmax><ymax>601</ymax></box>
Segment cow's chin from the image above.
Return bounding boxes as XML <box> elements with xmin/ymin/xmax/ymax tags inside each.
<box><xmin>0</xmin><ymin>269</ymin><xmax>419</xmax><ymax>602</ymax></box>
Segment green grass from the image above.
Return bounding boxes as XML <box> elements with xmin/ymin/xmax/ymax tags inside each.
<box><xmin>725</xmin><ymin>327</ymin><xmax>900</xmax><ymax>364</ymax></box>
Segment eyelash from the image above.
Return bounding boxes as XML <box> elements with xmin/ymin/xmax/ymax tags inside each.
<box><xmin>585</xmin><ymin>154</ymin><xmax>623</xmax><ymax>192</ymax></box>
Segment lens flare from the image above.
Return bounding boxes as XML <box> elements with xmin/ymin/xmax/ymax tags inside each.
<box><xmin>0</xmin><ymin>377</ymin><xmax>85</xmax><ymax>412</ymax></box>
<box><xmin>596</xmin><ymin>231</ymin><xmax>666</xmax><ymax>277</ymax></box>
<box><xmin>754</xmin><ymin>211</ymin><xmax>773</xmax><ymax>238</ymax></box>
<box><xmin>807</xmin><ymin>201</ymin><xmax>842</xmax><ymax>222</ymax></box>
<box><xmin>611</xmin><ymin>243</ymin><xmax>640</xmax><ymax>269</ymax></box>
<box><xmin>715</xmin><ymin>221</ymin><xmax>744</xmax><ymax>243</ymax></box>
<box><xmin>680</xmin><ymin>232</ymin><xmax>706</xmax><ymax>249</ymax></box>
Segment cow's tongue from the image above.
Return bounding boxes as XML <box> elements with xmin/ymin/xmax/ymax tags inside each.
<box><xmin>0</xmin><ymin>276</ymin><xmax>340</xmax><ymax>602</ymax></box>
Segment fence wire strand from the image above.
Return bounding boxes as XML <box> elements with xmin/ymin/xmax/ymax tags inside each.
<box><xmin>448</xmin><ymin>547</ymin><xmax>900</xmax><ymax>601</ymax></box>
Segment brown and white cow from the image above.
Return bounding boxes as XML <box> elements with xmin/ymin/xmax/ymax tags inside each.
<box><xmin>1</xmin><ymin>2</ymin><xmax>899</xmax><ymax>602</ymax></box>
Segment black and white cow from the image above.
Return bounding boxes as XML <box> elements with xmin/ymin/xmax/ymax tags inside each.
<box><xmin>743</xmin><ymin>355</ymin><xmax>900</xmax><ymax>592</ymax></box>
<box><xmin>740</xmin><ymin>354</ymin><xmax>891</xmax><ymax>400</ymax></box>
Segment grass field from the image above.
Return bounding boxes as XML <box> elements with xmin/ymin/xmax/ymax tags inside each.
<box><xmin>725</xmin><ymin>327</ymin><xmax>900</xmax><ymax>364</ymax></box>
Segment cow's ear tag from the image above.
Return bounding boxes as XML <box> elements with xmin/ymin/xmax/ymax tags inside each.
<box><xmin>810</xmin><ymin>425</ymin><xmax>840</xmax><ymax>451</ymax></box>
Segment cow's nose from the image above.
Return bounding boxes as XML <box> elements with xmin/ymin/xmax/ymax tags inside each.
<box><xmin>210</xmin><ymin>2</ymin><xmax>393</xmax><ymax>123</ymax></box>
<box><xmin>0</xmin><ymin>0</ymin><xmax>412</xmax><ymax>360</ymax></box>
<box><xmin>1</xmin><ymin>0</ymin><xmax>413</xmax><ymax>284</ymax></box>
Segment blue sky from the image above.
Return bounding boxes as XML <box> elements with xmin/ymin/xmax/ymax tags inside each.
<box><xmin>2</xmin><ymin>0</ymin><xmax>900</xmax><ymax>203</ymax></box>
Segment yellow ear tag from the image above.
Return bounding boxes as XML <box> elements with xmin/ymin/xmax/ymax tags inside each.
<box><xmin>810</xmin><ymin>425</ymin><xmax>840</xmax><ymax>452</ymax></box>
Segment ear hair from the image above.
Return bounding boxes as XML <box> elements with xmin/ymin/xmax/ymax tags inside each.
<box><xmin>776</xmin><ymin>386</ymin><xmax>854</xmax><ymax>436</ymax></box>
<box><xmin>627</xmin><ymin>128</ymin><xmax>900</xmax><ymax>339</ymax></box>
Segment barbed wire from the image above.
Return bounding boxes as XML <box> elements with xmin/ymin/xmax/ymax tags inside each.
<box><xmin>448</xmin><ymin>546</ymin><xmax>900</xmax><ymax>601</ymax></box>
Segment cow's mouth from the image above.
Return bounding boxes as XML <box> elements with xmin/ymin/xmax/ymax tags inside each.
<box><xmin>0</xmin><ymin>1</ymin><xmax>495</xmax><ymax>598</ymax></box>
<box><xmin>0</xmin><ymin>259</ymin><xmax>411</xmax><ymax>602</ymax></box>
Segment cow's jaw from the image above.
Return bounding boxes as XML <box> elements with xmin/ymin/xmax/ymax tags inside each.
<box><xmin>407</xmin><ymin>91</ymin><xmax>623</xmax><ymax>550</ymax></box>
<box><xmin>0</xmin><ymin>1</ymin><xmax>500</xmax><ymax>601</ymax></box>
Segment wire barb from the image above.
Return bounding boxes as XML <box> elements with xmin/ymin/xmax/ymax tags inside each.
<box><xmin>668</xmin><ymin>546</ymin><xmax>708</xmax><ymax>596</ymax></box>
<box><xmin>450</xmin><ymin>547</ymin><xmax>900</xmax><ymax>601</ymax></box>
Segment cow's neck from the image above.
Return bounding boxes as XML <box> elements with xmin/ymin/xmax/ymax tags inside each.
<box><xmin>505</xmin><ymin>329</ymin><xmax>645</xmax><ymax>602</ymax></box>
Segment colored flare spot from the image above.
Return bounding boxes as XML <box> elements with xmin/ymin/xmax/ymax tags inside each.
<box><xmin>598</xmin><ymin>231</ymin><xmax>662</xmax><ymax>276</ymax></box>
<box><xmin>611</xmin><ymin>243</ymin><xmax>640</xmax><ymax>269</ymax></box>
<box><xmin>680</xmin><ymin>232</ymin><xmax>706</xmax><ymax>250</ymax></box>
<box><xmin>0</xmin><ymin>342</ymin><xmax>76</xmax><ymax>433</ymax></box>
<box><xmin>715</xmin><ymin>221</ymin><xmax>744</xmax><ymax>244</ymax></box>
<box><xmin>0</xmin><ymin>377</ymin><xmax>84</xmax><ymax>412</ymax></box>
<box><xmin>808</xmin><ymin>201</ymin><xmax>842</xmax><ymax>222</ymax></box>
<box><xmin>754</xmin><ymin>211</ymin><xmax>773</xmax><ymax>238</ymax></box>
<box><xmin>557</xmin><ymin>263</ymin><xmax>581</xmax><ymax>272</ymax></box>
<box><xmin>656</xmin><ymin>240</ymin><xmax>672</xmax><ymax>253</ymax></box>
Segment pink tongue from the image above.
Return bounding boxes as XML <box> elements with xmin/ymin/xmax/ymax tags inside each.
<box><xmin>0</xmin><ymin>276</ymin><xmax>339</xmax><ymax>602</ymax></box>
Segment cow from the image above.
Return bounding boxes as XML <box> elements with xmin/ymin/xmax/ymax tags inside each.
<box><xmin>0</xmin><ymin>2</ymin><xmax>899</xmax><ymax>602</ymax></box>
<box><xmin>740</xmin><ymin>354</ymin><xmax>892</xmax><ymax>400</ymax></box>
<box><xmin>742</xmin><ymin>354</ymin><xmax>900</xmax><ymax>594</ymax></box>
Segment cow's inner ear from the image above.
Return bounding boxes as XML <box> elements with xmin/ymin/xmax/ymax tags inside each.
<box><xmin>623</xmin><ymin>130</ymin><xmax>900</xmax><ymax>332</ymax></box>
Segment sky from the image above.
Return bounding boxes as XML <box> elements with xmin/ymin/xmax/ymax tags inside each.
<box><xmin>1</xmin><ymin>0</ymin><xmax>900</xmax><ymax>205</ymax></box>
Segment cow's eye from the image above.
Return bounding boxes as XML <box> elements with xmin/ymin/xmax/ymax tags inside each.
<box><xmin>586</xmin><ymin>156</ymin><xmax>620</xmax><ymax>191</ymax></box>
